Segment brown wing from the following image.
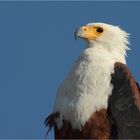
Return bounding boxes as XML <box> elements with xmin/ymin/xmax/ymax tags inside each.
<box><xmin>45</xmin><ymin>109</ymin><xmax>111</xmax><ymax>139</ymax></box>
<box><xmin>108</xmin><ymin>62</ymin><xmax>140</xmax><ymax>139</ymax></box>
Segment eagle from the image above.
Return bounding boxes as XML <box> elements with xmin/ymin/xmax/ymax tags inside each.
<box><xmin>45</xmin><ymin>22</ymin><xmax>140</xmax><ymax>139</ymax></box>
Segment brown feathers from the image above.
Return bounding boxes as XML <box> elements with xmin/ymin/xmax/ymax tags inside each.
<box><xmin>113</xmin><ymin>62</ymin><xmax>140</xmax><ymax>110</ymax></box>
<box><xmin>45</xmin><ymin>109</ymin><xmax>111</xmax><ymax>139</ymax></box>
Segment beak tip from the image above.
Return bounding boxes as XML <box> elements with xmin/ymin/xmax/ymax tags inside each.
<box><xmin>75</xmin><ymin>35</ymin><xmax>78</xmax><ymax>40</ymax></box>
<box><xmin>74</xmin><ymin>28</ymin><xmax>79</xmax><ymax>40</ymax></box>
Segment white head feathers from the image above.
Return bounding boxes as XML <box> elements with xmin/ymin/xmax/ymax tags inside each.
<box><xmin>77</xmin><ymin>22</ymin><xmax>130</xmax><ymax>56</ymax></box>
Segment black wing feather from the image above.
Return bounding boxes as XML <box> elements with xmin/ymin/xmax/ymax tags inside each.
<box><xmin>108</xmin><ymin>62</ymin><xmax>140</xmax><ymax>139</ymax></box>
<box><xmin>44</xmin><ymin>112</ymin><xmax>59</xmax><ymax>136</ymax></box>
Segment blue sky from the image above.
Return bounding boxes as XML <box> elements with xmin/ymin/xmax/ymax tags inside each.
<box><xmin>0</xmin><ymin>1</ymin><xmax>140</xmax><ymax>139</ymax></box>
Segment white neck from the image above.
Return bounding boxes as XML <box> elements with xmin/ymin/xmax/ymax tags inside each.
<box><xmin>87</xmin><ymin>41</ymin><xmax>127</xmax><ymax>64</ymax></box>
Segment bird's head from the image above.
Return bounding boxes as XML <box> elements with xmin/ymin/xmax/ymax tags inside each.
<box><xmin>75</xmin><ymin>22</ymin><xmax>130</xmax><ymax>54</ymax></box>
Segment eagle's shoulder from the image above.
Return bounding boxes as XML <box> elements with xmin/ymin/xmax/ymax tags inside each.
<box><xmin>111</xmin><ymin>62</ymin><xmax>140</xmax><ymax>110</ymax></box>
<box><xmin>108</xmin><ymin>62</ymin><xmax>140</xmax><ymax>139</ymax></box>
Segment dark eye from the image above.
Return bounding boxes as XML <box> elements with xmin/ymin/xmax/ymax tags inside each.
<box><xmin>96</xmin><ymin>27</ymin><xmax>103</xmax><ymax>33</ymax></box>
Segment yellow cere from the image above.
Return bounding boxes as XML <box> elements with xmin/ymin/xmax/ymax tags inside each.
<box><xmin>82</xmin><ymin>26</ymin><xmax>104</xmax><ymax>40</ymax></box>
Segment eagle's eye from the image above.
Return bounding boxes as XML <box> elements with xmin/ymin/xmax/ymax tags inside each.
<box><xmin>96</xmin><ymin>27</ymin><xmax>103</xmax><ymax>33</ymax></box>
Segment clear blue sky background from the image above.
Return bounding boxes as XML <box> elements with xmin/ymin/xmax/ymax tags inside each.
<box><xmin>0</xmin><ymin>1</ymin><xmax>140</xmax><ymax>139</ymax></box>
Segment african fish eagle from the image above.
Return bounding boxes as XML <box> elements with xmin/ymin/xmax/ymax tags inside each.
<box><xmin>45</xmin><ymin>22</ymin><xmax>140</xmax><ymax>139</ymax></box>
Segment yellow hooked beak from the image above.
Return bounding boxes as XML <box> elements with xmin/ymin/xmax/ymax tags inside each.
<box><xmin>75</xmin><ymin>25</ymin><xmax>104</xmax><ymax>41</ymax></box>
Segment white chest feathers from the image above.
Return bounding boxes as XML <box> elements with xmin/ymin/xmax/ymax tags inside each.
<box><xmin>54</xmin><ymin>47</ymin><xmax>124</xmax><ymax>129</ymax></box>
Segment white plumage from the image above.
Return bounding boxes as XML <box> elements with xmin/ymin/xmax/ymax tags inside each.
<box><xmin>54</xmin><ymin>23</ymin><xmax>129</xmax><ymax>129</ymax></box>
